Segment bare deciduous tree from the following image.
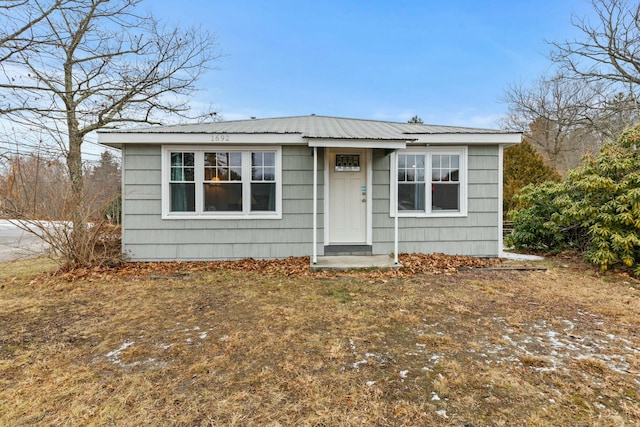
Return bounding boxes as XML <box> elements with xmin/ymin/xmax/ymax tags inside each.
<box><xmin>501</xmin><ymin>0</ymin><xmax>640</xmax><ymax>174</ymax></box>
<box><xmin>550</xmin><ymin>0</ymin><xmax>640</xmax><ymax>89</ymax></box>
<box><xmin>549</xmin><ymin>0</ymin><xmax>640</xmax><ymax>135</ymax></box>
<box><xmin>500</xmin><ymin>74</ymin><xmax>605</xmax><ymax>171</ymax></box>
<box><xmin>0</xmin><ymin>0</ymin><xmax>219</xmax><ymax>268</ymax></box>
<box><xmin>0</xmin><ymin>0</ymin><xmax>65</xmax><ymax>61</ymax></box>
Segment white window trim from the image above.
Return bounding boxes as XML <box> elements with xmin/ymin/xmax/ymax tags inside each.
<box><xmin>389</xmin><ymin>146</ymin><xmax>468</xmax><ymax>218</ymax></box>
<box><xmin>161</xmin><ymin>145</ymin><xmax>282</xmax><ymax>220</ymax></box>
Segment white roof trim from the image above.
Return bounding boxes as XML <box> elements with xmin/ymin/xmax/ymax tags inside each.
<box><xmin>98</xmin><ymin>132</ymin><xmax>306</xmax><ymax>148</ymax></box>
<box><xmin>414</xmin><ymin>133</ymin><xmax>521</xmax><ymax>144</ymax></box>
<box><xmin>307</xmin><ymin>139</ymin><xmax>408</xmax><ymax>149</ymax></box>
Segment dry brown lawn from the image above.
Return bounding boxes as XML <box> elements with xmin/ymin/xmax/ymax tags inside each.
<box><xmin>1</xmin><ymin>254</ymin><xmax>639</xmax><ymax>426</ymax></box>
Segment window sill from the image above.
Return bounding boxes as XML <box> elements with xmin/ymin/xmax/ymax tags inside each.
<box><xmin>163</xmin><ymin>212</ymin><xmax>282</xmax><ymax>220</ymax></box>
<box><xmin>391</xmin><ymin>211</ymin><xmax>468</xmax><ymax>219</ymax></box>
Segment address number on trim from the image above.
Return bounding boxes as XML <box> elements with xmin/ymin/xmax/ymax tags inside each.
<box><xmin>211</xmin><ymin>135</ymin><xmax>230</xmax><ymax>142</ymax></box>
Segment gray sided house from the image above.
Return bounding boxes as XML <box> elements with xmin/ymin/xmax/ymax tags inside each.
<box><xmin>97</xmin><ymin>115</ymin><xmax>521</xmax><ymax>263</ymax></box>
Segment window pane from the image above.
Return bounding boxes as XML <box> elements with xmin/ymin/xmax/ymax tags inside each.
<box><xmin>398</xmin><ymin>155</ymin><xmax>406</xmax><ymax>169</ymax></box>
<box><xmin>171</xmin><ymin>167</ymin><xmax>183</xmax><ymax>181</ymax></box>
<box><xmin>451</xmin><ymin>155</ymin><xmax>459</xmax><ymax>168</ymax></box>
<box><xmin>252</xmin><ymin>166</ymin><xmax>262</xmax><ymax>180</ymax></box>
<box><xmin>432</xmin><ymin>156</ymin><xmax>440</xmax><ymax>169</ymax></box>
<box><xmin>251</xmin><ymin>182</ymin><xmax>276</xmax><ymax>211</ymax></box>
<box><xmin>184</xmin><ymin>153</ymin><xmax>195</xmax><ymax>166</ymax></box>
<box><xmin>218</xmin><ymin>167</ymin><xmax>229</xmax><ymax>180</ymax></box>
<box><xmin>170</xmin><ymin>183</ymin><xmax>195</xmax><ymax>212</ymax></box>
<box><xmin>441</xmin><ymin>155</ymin><xmax>450</xmax><ymax>169</ymax></box>
<box><xmin>184</xmin><ymin>167</ymin><xmax>194</xmax><ymax>181</ymax></box>
<box><xmin>263</xmin><ymin>167</ymin><xmax>275</xmax><ymax>181</ymax></box>
<box><xmin>251</xmin><ymin>152</ymin><xmax>263</xmax><ymax>166</ymax></box>
<box><xmin>171</xmin><ymin>153</ymin><xmax>183</xmax><ymax>166</ymax></box>
<box><xmin>230</xmin><ymin>152</ymin><xmax>242</xmax><ymax>167</ymax></box>
<box><xmin>451</xmin><ymin>169</ymin><xmax>459</xmax><ymax>181</ymax></box>
<box><xmin>204</xmin><ymin>183</ymin><xmax>242</xmax><ymax>211</ymax></box>
<box><xmin>432</xmin><ymin>183</ymin><xmax>459</xmax><ymax>211</ymax></box>
<box><xmin>216</xmin><ymin>152</ymin><xmax>227</xmax><ymax>166</ymax></box>
<box><xmin>263</xmin><ymin>152</ymin><xmax>275</xmax><ymax>166</ymax></box>
<box><xmin>204</xmin><ymin>153</ymin><xmax>216</xmax><ymax>167</ymax></box>
<box><xmin>406</xmin><ymin>168</ymin><xmax>415</xmax><ymax>182</ymax></box>
<box><xmin>230</xmin><ymin>167</ymin><xmax>242</xmax><ymax>180</ymax></box>
<box><xmin>398</xmin><ymin>183</ymin><xmax>425</xmax><ymax>211</ymax></box>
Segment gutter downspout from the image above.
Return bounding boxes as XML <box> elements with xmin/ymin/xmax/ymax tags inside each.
<box><xmin>312</xmin><ymin>146</ymin><xmax>318</xmax><ymax>264</ymax></box>
<box><xmin>498</xmin><ymin>144</ymin><xmax>505</xmax><ymax>258</ymax></box>
<box><xmin>393</xmin><ymin>151</ymin><xmax>399</xmax><ymax>265</ymax></box>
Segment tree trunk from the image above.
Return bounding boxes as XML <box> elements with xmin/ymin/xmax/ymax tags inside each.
<box><xmin>67</xmin><ymin>121</ymin><xmax>87</xmax><ymax>267</ymax></box>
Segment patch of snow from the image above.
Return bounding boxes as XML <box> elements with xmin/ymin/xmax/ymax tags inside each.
<box><xmin>219</xmin><ymin>335</ymin><xmax>229</xmax><ymax>341</ymax></box>
<box><xmin>399</xmin><ymin>370</ymin><xmax>408</xmax><ymax>378</ymax></box>
<box><xmin>436</xmin><ymin>410</ymin><xmax>448</xmax><ymax>418</ymax></box>
<box><xmin>500</xmin><ymin>251</ymin><xmax>544</xmax><ymax>261</ymax></box>
<box><xmin>199</xmin><ymin>332</ymin><xmax>207</xmax><ymax>339</ymax></box>
<box><xmin>106</xmin><ymin>341</ymin><xmax>134</xmax><ymax>359</ymax></box>
<box><xmin>353</xmin><ymin>359</ymin><xmax>368</xmax><ymax>370</ymax></box>
<box><xmin>366</xmin><ymin>381</ymin><xmax>376</xmax><ymax>387</ymax></box>
<box><xmin>106</xmin><ymin>341</ymin><xmax>136</xmax><ymax>367</ymax></box>
<box><xmin>431</xmin><ymin>392</ymin><xmax>441</xmax><ymax>401</ymax></box>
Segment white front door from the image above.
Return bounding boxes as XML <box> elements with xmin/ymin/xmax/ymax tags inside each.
<box><xmin>328</xmin><ymin>148</ymin><xmax>367</xmax><ymax>244</ymax></box>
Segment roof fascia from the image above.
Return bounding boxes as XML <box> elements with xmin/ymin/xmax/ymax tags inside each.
<box><xmin>307</xmin><ymin>139</ymin><xmax>408</xmax><ymax>149</ymax></box>
<box><xmin>97</xmin><ymin>132</ymin><xmax>307</xmax><ymax>147</ymax></box>
<box><xmin>412</xmin><ymin>133</ymin><xmax>522</xmax><ymax>144</ymax></box>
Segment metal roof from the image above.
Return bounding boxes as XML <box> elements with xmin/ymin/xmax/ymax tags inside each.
<box><xmin>98</xmin><ymin>115</ymin><xmax>518</xmax><ymax>141</ymax></box>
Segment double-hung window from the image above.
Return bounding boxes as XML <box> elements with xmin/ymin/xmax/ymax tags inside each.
<box><xmin>392</xmin><ymin>147</ymin><xmax>467</xmax><ymax>217</ymax></box>
<box><xmin>163</xmin><ymin>146</ymin><xmax>281</xmax><ymax>219</ymax></box>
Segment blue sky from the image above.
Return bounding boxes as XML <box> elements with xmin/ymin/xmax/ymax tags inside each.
<box><xmin>150</xmin><ymin>0</ymin><xmax>594</xmax><ymax>129</ymax></box>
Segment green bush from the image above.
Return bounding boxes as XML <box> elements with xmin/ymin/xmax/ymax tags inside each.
<box><xmin>506</xmin><ymin>181</ymin><xmax>582</xmax><ymax>251</ymax></box>
<box><xmin>508</xmin><ymin>126</ymin><xmax>640</xmax><ymax>274</ymax></box>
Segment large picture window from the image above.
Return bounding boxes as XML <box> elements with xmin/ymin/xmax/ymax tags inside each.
<box><xmin>392</xmin><ymin>148</ymin><xmax>467</xmax><ymax>217</ymax></box>
<box><xmin>163</xmin><ymin>146</ymin><xmax>281</xmax><ymax>219</ymax></box>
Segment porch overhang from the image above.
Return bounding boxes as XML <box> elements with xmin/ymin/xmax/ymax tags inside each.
<box><xmin>307</xmin><ymin>139</ymin><xmax>409</xmax><ymax>149</ymax></box>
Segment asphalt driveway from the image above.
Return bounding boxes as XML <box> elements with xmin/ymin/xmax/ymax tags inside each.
<box><xmin>0</xmin><ymin>220</ymin><xmax>48</xmax><ymax>261</ymax></box>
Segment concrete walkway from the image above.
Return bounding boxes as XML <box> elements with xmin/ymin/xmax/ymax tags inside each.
<box><xmin>310</xmin><ymin>255</ymin><xmax>402</xmax><ymax>271</ymax></box>
<box><xmin>501</xmin><ymin>250</ymin><xmax>544</xmax><ymax>261</ymax></box>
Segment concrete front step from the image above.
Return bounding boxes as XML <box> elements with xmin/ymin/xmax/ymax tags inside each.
<box><xmin>310</xmin><ymin>255</ymin><xmax>402</xmax><ymax>271</ymax></box>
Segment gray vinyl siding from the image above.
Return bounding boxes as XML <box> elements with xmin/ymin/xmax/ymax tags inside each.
<box><xmin>121</xmin><ymin>144</ymin><xmax>324</xmax><ymax>261</ymax></box>
<box><xmin>371</xmin><ymin>145</ymin><xmax>500</xmax><ymax>257</ymax></box>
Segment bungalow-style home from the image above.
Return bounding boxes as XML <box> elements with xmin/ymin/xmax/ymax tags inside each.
<box><xmin>97</xmin><ymin>115</ymin><xmax>521</xmax><ymax>264</ymax></box>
